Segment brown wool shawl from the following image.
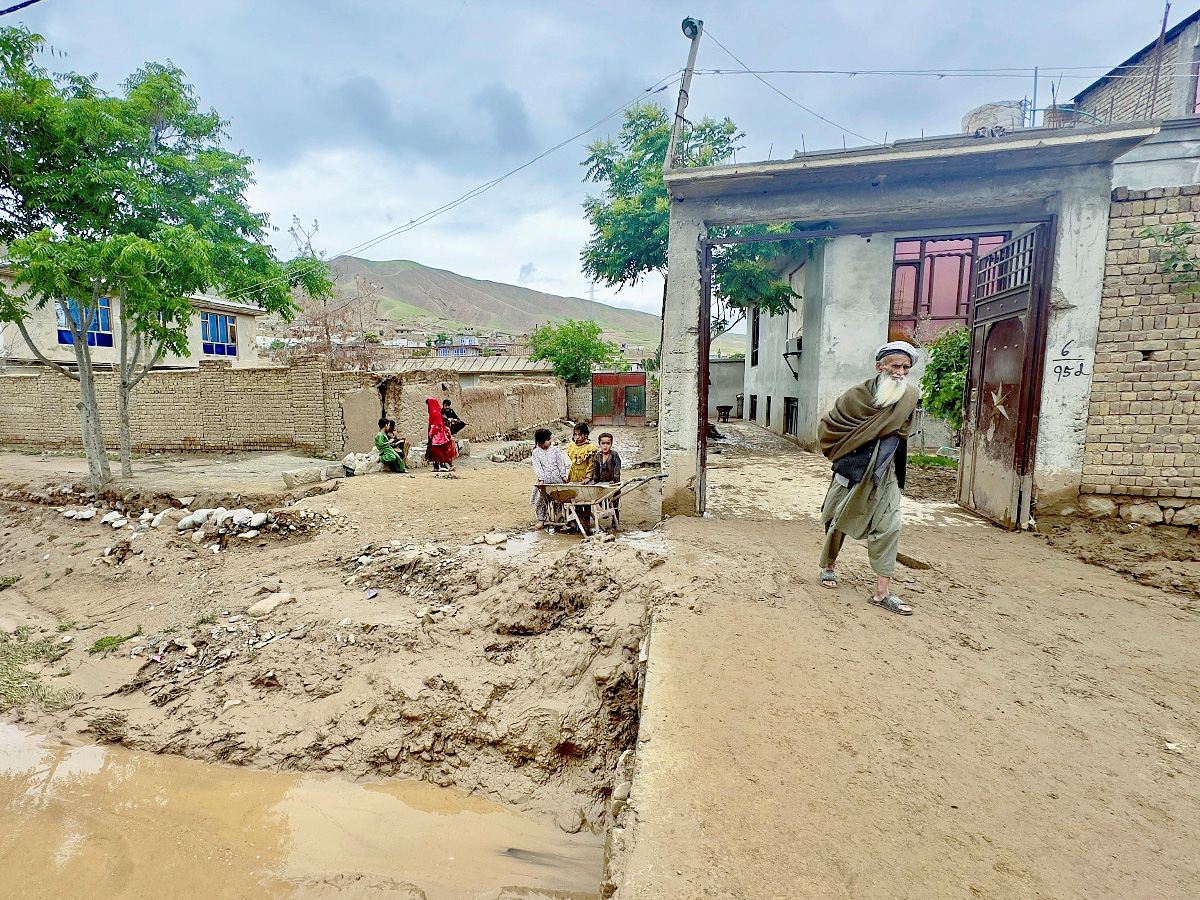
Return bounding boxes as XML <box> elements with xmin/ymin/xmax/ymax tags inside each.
<box><xmin>818</xmin><ymin>378</ymin><xmax>920</xmax><ymax>462</ymax></box>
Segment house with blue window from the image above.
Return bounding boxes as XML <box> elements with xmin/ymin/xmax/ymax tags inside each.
<box><xmin>0</xmin><ymin>270</ymin><xmax>266</xmax><ymax>370</ymax></box>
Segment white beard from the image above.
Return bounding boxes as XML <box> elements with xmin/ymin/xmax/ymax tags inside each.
<box><xmin>874</xmin><ymin>374</ymin><xmax>908</xmax><ymax>408</ymax></box>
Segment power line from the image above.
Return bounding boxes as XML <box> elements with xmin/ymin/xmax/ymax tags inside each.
<box><xmin>0</xmin><ymin>0</ymin><xmax>51</xmax><ymax>14</ymax></box>
<box><xmin>702</xmin><ymin>29</ymin><xmax>878</xmax><ymax>144</ymax></box>
<box><xmin>695</xmin><ymin>65</ymin><xmax>1200</xmax><ymax>81</ymax></box>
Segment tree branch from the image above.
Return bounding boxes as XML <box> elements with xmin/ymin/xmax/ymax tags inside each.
<box><xmin>14</xmin><ymin>319</ymin><xmax>79</xmax><ymax>380</ymax></box>
<box><xmin>127</xmin><ymin>339</ymin><xmax>166</xmax><ymax>389</ymax></box>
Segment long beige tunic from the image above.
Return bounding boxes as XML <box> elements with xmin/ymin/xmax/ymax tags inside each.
<box><xmin>819</xmin><ymin>442</ymin><xmax>903</xmax><ymax>578</ymax></box>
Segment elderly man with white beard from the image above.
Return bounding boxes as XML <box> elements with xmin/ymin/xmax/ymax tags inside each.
<box><xmin>816</xmin><ymin>341</ymin><xmax>921</xmax><ymax>615</ymax></box>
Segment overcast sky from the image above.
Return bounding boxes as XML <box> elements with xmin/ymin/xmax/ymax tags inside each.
<box><xmin>13</xmin><ymin>0</ymin><xmax>1188</xmax><ymax>315</ymax></box>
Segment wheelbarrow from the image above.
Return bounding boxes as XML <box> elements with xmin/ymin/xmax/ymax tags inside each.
<box><xmin>538</xmin><ymin>473</ymin><xmax>668</xmax><ymax>536</ymax></box>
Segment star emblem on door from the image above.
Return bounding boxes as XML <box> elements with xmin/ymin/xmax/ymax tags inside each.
<box><xmin>984</xmin><ymin>384</ymin><xmax>1010</xmax><ymax>442</ymax></box>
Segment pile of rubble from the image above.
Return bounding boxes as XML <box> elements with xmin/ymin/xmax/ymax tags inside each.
<box><xmin>53</xmin><ymin>500</ymin><xmax>350</xmax><ymax>548</ymax></box>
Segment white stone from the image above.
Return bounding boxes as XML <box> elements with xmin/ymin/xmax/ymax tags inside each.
<box><xmin>231</xmin><ymin>508</ymin><xmax>254</xmax><ymax>527</ymax></box>
<box><xmin>151</xmin><ymin>511</ymin><xmax>166</xmax><ymax>528</ymax></box>
<box><xmin>190</xmin><ymin>530</ymin><xmax>205</xmax><ymax>544</ymax></box>
<box><xmin>75</xmin><ymin>508</ymin><xmax>97</xmax><ymax>520</ymax></box>
<box><xmin>1078</xmin><ymin>496</ymin><xmax>1118</xmax><ymax>518</ymax></box>
<box><xmin>337</xmin><ymin>617</ymin><xmax>352</xmax><ymax>626</ymax></box>
<box><xmin>281</xmin><ymin>467</ymin><xmax>325</xmax><ymax>489</ymax></box>
<box><xmin>484</xmin><ymin>532</ymin><xmax>508</xmax><ymax>545</ymax></box>
<box><xmin>100</xmin><ymin>511</ymin><xmax>121</xmax><ymax>525</ymax></box>
<box><xmin>249</xmin><ymin>512</ymin><xmax>269</xmax><ymax>528</ymax></box>
<box><xmin>111</xmin><ymin>519</ymin><xmax>128</xmax><ymax>529</ymax></box>
<box><xmin>246</xmin><ymin>592</ymin><xmax>296</xmax><ymax>618</ymax></box>
<box><xmin>240</xmin><ymin>529</ymin><xmax>260</xmax><ymax>539</ymax></box>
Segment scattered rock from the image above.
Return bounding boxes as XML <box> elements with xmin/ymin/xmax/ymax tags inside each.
<box><xmin>231</xmin><ymin>508</ymin><xmax>254</xmax><ymax>527</ymax></box>
<box><xmin>250</xmin><ymin>512</ymin><xmax>269</xmax><ymax>528</ymax></box>
<box><xmin>489</xmin><ymin>440</ymin><xmax>536</xmax><ymax>463</ymax></box>
<box><xmin>240</xmin><ymin>529</ymin><xmax>260</xmax><ymax>539</ymax></box>
<box><xmin>289</xmin><ymin>629</ymin><xmax>306</xmax><ymax>640</ymax></box>
<box><xmin>337</xmin><ymin>617</ymin><xmax>352</xmax><ymax>627</ymax></box>
<box><xmin>247</xmin><ymin>592</ymin><xmax>297</xmax><ymax>618</ymax></box>
<box><xmin>190</xmin><ymin>530</ymin><xmax>205</xmax><ymax>545</ymax></box>
<box><xmin>613</xmin><ymin>781</ymin><xmax>632</xmax><ymax>801</ymax></box>
<box><xmin>184</xmin><ymin>645</ymin><xmax>198</xmax><ymax>658</ymax></box>
<box><xmin>111</xmin><ymin>518</ymin><xmax>128</xmax><ymax>529</ymax></box>
<box><xmin>385</xmin><ymin>747</ymin><xmax>400</xmax><ymax>761</ymax></box>
<box><xmin>100</xmin><ymin>511</ymin><xmax>121</xmax><ymax>525</ymax></box>
<box><xmin>151</xmin><ymin>511</ymin><xmax>167</xmax><ymax>528</ymax></box>
<box><xmin>326</xmin><ymin>507</ymin><xmax>340</xmax><ymax>517</ymax></box>
<box><xmin>485</xmin><ymin>532</ymin><xmax>508</xmax><ymax>546</ymax></box>
<box><xmin>74</xmin><ymin>508</ymin><xmax>97</xmax><ymax>520</ymax></box>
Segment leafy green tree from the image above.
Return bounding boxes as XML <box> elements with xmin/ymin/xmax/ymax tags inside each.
<box><xmin>919</xmin><ymin>327</ymin><xmax>970</xmax><ymax>439</ymax></box>
<box><xmin>581</xmin><ymin>103</ymin><xmax>824</xmax><ymax>340</ymax></box>
<box><xmin>0</xmin><ymin>26</ymin><xmax>324</xmax><ymax>486</ymax></box>
<box><xmin>1139</xmin><ymin>222</ymin><xmax>1199</xmax><ymax>292</ymax></box>
<box><xmin>529</xmin><ymin>319</ymin><xmax>625</xmax><ymax>386</ymax></box>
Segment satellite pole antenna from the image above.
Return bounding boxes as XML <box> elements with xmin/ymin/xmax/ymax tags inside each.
<box><xmin>664</xmin><ymin>17</ymin><xmax>704</xmax><ymax>173</ymax></box>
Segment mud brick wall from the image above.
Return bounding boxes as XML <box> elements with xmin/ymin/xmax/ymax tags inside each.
<box><xmin>0</xmin><ymin>358</ymin><xmax>373</xmax><ymax>456</ymax></box>
<box><xmin>461</xmin><ymin>381</ymin><xmax>566</xmax><ymax>440</ymax></box>
<box><xmin>1082</xmin><ymin>186</ymin><xmax>1200</xmax><ymax>518</ymax></box>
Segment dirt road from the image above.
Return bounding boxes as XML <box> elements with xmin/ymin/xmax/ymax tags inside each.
<box><xmin>611</xmin><ymin>423</ymin><xmax>1199</xmax><ymax>899</ymax></box>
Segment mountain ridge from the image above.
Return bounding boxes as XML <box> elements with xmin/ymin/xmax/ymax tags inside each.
<box><xmin>331</xmin><ymin>256</ymin><xmax>662</xmax><ymax>344</ymax></box>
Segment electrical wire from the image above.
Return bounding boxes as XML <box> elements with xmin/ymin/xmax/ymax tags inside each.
<box><xmin>223</xmin><ymin>69</ymin><xmax>682</xmax><ymax>301</ymax></box>
<box><xmin>695</xmin><ymin>65</ymin><xmax>1200</xmax><ymax>81</ymax></box>
<box><xmin>0</xmin><ymin>0</ymin><xmax>51</xmax><ymax>14</ymax></box>
<box><xmin>702</xmin><ymin>29</ymin><xmax>878</xmax><ymax>144</ymax></box>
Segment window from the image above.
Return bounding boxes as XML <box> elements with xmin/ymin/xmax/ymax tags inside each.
<box><xmin>764</xmin><ymin>396</ymin><xmax>772</xmax><ymax>428</ymax></box>
<box><xmin>56</xmin><ymin>297</ymin><xmax>113</xmax><ymax>348</ymax></box>
<box><xmin>750</xmin><ymin>307</ymin><xmax>760</xmax><ymax>366</ymax></box>
<box><xmin>784</xmin><ymin>397</ymin><xmax>799</xmax><ymax>437</ymax></box>
<box><xmin>201</xmin><ymin>312</ymin><xmax>238</xmax><ymax>356</ymax></box>
<box><xmin>748</xmin><ymin>394</ymin><xmax>758</xmax><ymax>423</ymax></box>
<box><xmin>889</xmin><ymin>233</ymin><xmax>1008</xmax><ymax>342</ymax></box>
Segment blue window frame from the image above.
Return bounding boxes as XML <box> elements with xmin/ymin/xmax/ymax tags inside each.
<box><xmin>56</xmin><ymin>297</ymin><xmax>114</xmax><ymax>348</ymax></box>
<box><xmin>201</xmin><ymin>312</ymin><xmax>237</xmax><ymax>356</ymax></box>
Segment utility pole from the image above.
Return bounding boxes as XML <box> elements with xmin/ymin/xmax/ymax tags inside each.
<box><xmin>664</xmin><ymin>17</ymin><xmax>704</xmax><ymax>173</ymax></box>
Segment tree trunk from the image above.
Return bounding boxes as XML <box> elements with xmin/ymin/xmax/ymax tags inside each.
<box><xmin>74</xmin><ymin>338</ymin><xmax>111</xmax><ymax>492</ymax></box>
<box><xmin>117</xmin><ymin>310</ymin><xmax>133</xmax><ymax>477</ymax></box>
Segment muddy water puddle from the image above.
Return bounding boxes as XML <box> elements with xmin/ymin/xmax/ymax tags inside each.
<box><xmin>0</xmin><ymin>723</ymin><xmax>602</xmax><ymax>900</ymax></box>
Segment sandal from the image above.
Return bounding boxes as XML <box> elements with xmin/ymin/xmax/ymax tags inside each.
<box><xmin>869</xmin><ymin>593</ymin><xmax>912</xmax><ymax>615</ymax></box>
<box><xmin>819</xmin><ymin>569</ymin><xmax>839</xmax><ymax>589</ymax></box>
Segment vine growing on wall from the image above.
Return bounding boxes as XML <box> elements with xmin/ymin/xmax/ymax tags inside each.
<box><xmin>1139</xmin><ymin>223</ymin><xmax>1200</xmax><ymax>293</ymax></box>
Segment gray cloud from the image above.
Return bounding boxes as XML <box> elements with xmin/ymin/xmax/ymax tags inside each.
<box><xmin>518</xmin><ymin>262</ymin><xmax>537</xmax><ymax>283</ymax></box>
<box><xmin>471</xmin><ymin>82</ymin><xmax>537</xmax><ymax>156</ymax></box>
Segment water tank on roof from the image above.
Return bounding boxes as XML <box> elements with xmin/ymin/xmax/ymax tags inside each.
<box><xmin>961</xmin><ymin>101</ymin><xmax>1026</xmax><ymax>136</ymax></box>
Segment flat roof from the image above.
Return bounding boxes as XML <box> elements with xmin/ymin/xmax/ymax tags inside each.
<box><xmin>664</xmin><ymin>123</ymin><xmax>1158</xmax><ymax>201</ymax></box>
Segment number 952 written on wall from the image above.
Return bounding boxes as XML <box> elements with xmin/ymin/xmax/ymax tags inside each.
<box><xmin>1053</xmin><ymin>339</ymin><xmax>1088</xmax><ymax>381</ymax></box>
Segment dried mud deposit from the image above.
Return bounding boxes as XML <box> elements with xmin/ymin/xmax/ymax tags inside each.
<box><xmin>0</xmin><ymin>454</ymin><xmax>669</xmax><ymax>834</ymax></box>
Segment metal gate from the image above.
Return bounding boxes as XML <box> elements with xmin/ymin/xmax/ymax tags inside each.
<box><xmin>591</xmin><ymin>372</ymin><xmax>648</xmax><ymax>426</ymax></box>
<box><xmin>958</xmin><ymin>222</ymin><xmax>1053</xmax><ymax>529</ymax></box>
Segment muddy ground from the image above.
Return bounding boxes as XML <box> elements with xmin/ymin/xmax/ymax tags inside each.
<box><xmin>0</xmin><ymin>426</ymin><xmax>665</xmax><ymax>834</ymax></box>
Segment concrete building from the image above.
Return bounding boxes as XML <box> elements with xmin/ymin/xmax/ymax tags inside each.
<box><xmin>658</xmin><ymin>120</ymin><xmax>1200</xmax><ymax>528</ymax></box>
<box><xmin>0</xmin><ymin>274</ymin><xmax>265</xmax><ymax>371</ymax></box>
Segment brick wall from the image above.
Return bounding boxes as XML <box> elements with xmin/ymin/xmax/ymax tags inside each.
<box><xmin>0</xmin><ymin>361</ymin><xmax>572</xmax><ymax>460</ymax></box>
<box><xmin>0</xmin><ymin>358</ymin><xmax>373</xmax><ymax>455</ymax></box>
<box><xmin>1082</xmin><ymin>186</ymin><xmax>1200</xmax><ymax>512</ymax></box>
<box><xmin>1075</xmin><ymin>33</ymin><xmax>1185</xmax><ymax>122</ymax></box>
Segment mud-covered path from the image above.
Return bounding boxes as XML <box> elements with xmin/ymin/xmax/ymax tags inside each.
<box><xmin>611</xmin><ymin>423</ymin><xmax>1200</xmax><ymax>900</ymax></box>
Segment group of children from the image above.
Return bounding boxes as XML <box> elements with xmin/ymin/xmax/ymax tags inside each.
<box><xmin>529</xmin><ymin>422</ymin><xmax>623</xmax><ymax>529</ymax></box>
<box><xmin>374</xmin><ymin>398</ymin><xmax>466</xmax><ymax>477</ymax></box>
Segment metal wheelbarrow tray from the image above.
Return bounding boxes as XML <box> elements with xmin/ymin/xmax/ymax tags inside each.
<box><xmin>538</xmin><ymin>473</ymin><xmax>667</xmax><ymax>535</ymax></box>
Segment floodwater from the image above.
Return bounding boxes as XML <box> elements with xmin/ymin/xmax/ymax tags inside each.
<box><xmin>0</xmin><ymin>723</ymin><xmax>603</xmax><ymax>900</ymax></box>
